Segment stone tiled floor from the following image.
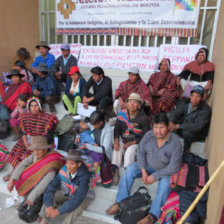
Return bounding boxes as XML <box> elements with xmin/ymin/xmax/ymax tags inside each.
<box><xmin>0</xmin><ymin>193</ymin><xmax>109</xmax><ymax>224</ymax></box>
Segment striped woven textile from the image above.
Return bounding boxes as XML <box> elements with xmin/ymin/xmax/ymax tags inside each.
<box><xmin>14</xmin><ymin>151</ymin><xmax>64</xmax><ymax>196</ymax></box>
<box><xmin>148</xmin><ymin>71</ymin><xmax>178</xmax><ymax>114</ymax></box>
<box><xmin>0</xmin><ymin>144</ymin><xmax>9</xmax><ymax>169</ymax></box>
<box><xmin>118</xmin><ymin>28</ymin><xmax>198</xmax><ymax>37</ymax></box>
<box><xmin>156</xmin><ymin>191</ymin><xmax>180</xmax><ymax>224</ymax></box>
<box><xmin>56</xmin><ymin>27</ymin><xmax>197</xmax><ymax>37</ymax></box>
<box><xmin>6</xmin><ymin>112</ymin><xmax>58</xmax><ymax>167</ymax></box>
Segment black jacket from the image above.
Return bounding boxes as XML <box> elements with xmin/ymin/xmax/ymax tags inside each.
<box><xmin>169</xmin><ymin>100</ymin><xmax>211</xmax><ymax>136</ymax></box>
<box><xmin>82</xmin><ymin>76</ymin><xmax>113</xmax><ymax>102</ymax></box>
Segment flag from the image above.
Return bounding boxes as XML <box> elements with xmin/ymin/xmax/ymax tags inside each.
<box><xmin>175</xmin><ymin>0</ymin><xmax>197</xmax><ymax>11</ymax></box>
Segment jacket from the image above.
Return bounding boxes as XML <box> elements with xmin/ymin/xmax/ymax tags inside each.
<box><xmin>86</xmin><ymin>122</ymin><xmax>113</xmax><ymax>161</ymax></box>
<box><xmin>51</xmin><ymin>55</ymin><xmax>77</xmax><ymax>82</ymax></box>
<box><xmin>65</xmin><ymin>77</ymin><xmax>86</xmax><ymax>97</ymax></box>
<box><xmin>31</xmin><ymin>53</ymin><xmax>55</xmax><ymax>69</ymax></box>
<box><xmin>169</xmin><ymin>100</ymin><xmax>211</xmax><ymax>136</ymax></box>
<box><xmin>32</xmin><ymin>74</ymin><xmax>61</xmax><ymax>97</ymax></box>
<box><xmin>82</xmin><ymin>76</ymin><xmax>113</xmax><ymax>102</ymax></box>
<box><xmin>114</xmin><ymin>110</ymin><xmax>150</xmax><ymax>144</ymax></box>
<box><xmin>43</xmin><ymin>163</ymin><xmax>91</xmax><ymax>215</ymax></box>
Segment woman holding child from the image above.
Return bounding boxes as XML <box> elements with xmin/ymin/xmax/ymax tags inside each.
<box><xmin>76</xmin><ymin>111</ymin><xmax>113</xmax><ymax>183</ymax></box>
<box><xmin>3</xmin><ymin>97</ymin><xmax>58</xmax><ymax>181</ymax></box>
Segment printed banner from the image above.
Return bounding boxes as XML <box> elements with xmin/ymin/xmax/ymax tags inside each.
<box><xmin>49</xmin><ymin>43</ymin><xmax>82</xmax><ymax>59</ymax></box>
<box><xmin>56</xmin><ymin>0</ymin><xmax>201</xmax><ymax>34</ymax></box>
<box><xmin>78</xmin><ymin>46</ymin><xmax>159</xmax><ymax>71</ymax></box>
<box><xmin>158</xmin><ymin>44</ymin><xmax>205</xmax><ymax>74</ymax></box>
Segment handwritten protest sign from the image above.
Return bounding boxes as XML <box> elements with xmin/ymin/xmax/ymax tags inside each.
<box><xmin>158</xmin><ymin>44</ymin><xmax>205</xmax><ymax>74</ymax></box>
<box><xmin>78</xmin><ymin>46</ymin><xmax>159</xmax><ymax>72</ymax></box>
<box><xmin>49</xmin><ymin>43</ymin><xmax>82</xmax><ymax>59</ymax></box>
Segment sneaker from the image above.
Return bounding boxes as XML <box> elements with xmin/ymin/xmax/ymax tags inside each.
<box><xmin>106</xmin><ymin>203</ymin><xmax>120</xmax><ymax>215</ymax></box>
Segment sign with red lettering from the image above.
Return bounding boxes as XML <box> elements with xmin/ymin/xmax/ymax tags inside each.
<box><xmin>158</xmin><ymin>44</ymin><xmax>205</xmax><ymax>74</ymax></box>
<box><xmin>49</xmin><ymin>43</ymin><xmax>82</xmax><ymax>59</ymax></box>
<box><xmin>78</xmin><ymin>46</ymin><xmax>159</xmax><ymax>71</ymax></box>
<box><xmin>56</xmin><ymin>0</ymin><xmax>201</xmax><ymax>34</ymax></box>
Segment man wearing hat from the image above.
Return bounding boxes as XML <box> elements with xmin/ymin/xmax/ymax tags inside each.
<box><xmin>39</xmin><ymin>150</ymin><xmax>91</xmax><ymax>224</ymax></box>
<box><xmin>2</xmin><ymin>69</ymin><xmax>31</xmax><ymax>111</ymax></box>
<box><xmin>111</xmin><ymin>93</ymin><xmax>150</xmax><ymax>185</ymax></box>
<box><xmin>114</xmin><ymin>66</ymin><xmax>151</xmax><ymax>115</ymax></box>
<box><xmin>7</xmin><ymin>136</ymin><xmax>64</xmax><ymax>215</ymax></box>
<box><xmin>32</xmin><ymin>63</ymin><xmax>60</xmax><ymax>114</ymax></box>
<box><xmin>52</xmin><ymin>44</ymin><xmax>78</xmax><ymax>90</ymax></box>
<box><xmin>31</xmin><ymin>41</ymin><xmax>55</xmax><ymax>77</ymax></box>
<box><xmin>169</xmin><ymin>85</ymin><xmax>212</xmax><ymax>153</ymax></box>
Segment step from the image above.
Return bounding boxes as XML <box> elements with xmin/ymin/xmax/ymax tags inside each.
<box><xmin>179</xmin><ymin>138</ymin><xmax>206</xmax><ymax>159</ymax></box>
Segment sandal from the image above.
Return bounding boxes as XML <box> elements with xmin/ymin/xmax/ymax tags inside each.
<box><xmin>3</xmin><ymin>173</ymin><xmax>12</xmax><ymax>182</ymax></box>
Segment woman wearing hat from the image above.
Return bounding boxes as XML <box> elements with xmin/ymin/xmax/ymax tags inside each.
<box><xmin>147</xmin><ymin>58</ymin><xmax>178</xmax><ymax>114</ymax></box>
<box><xmin>7</xmin><ymin>136</ymin><xmax>64</xmax><ymax>223</ymax></box>
<box><xmin>178</xmin><ymin>47</ymin><xmax>215</xmax><ymax>100</ymax></box>
<box><xmin>62</xmin><ymin>66</ymin><xmax>86</xmax><ymax>115</ymax></box>
<box><xmin>111</xmin><ymin>93</ymin><xmax>150</xmax><ymax>185</ymax></box>
<box><xmin>12</xmin><ymin>60</ymin><xmax>34</xmax><ymax>85</ymax></box>
<box><xmin>3</xmin><ymin>97</ymin><xmax>58</xmax><ymax>181</ymax></box>
<box><xmin>1</xmin><ymin>69</ymin><xmax>32</xmax><ymax>111</ymax></box>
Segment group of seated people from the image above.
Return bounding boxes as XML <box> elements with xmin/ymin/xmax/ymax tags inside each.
<box><xmin>0</xmin><ymin>43</ymin><xmax>214</xmax><ymax>224</ymax></box>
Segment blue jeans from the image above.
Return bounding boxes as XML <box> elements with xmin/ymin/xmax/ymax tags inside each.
<box><xmin>116</xmin><ymin>162</ymin><xmax>171</xmax><ymax>219</ymax></box>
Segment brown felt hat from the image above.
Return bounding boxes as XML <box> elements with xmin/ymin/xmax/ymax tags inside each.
<box><xmin>27</xmin><ymin>136</ymin><xmax>52</xmax><ymax>150</ymax></box>
<box><xmin>36</xmin><ymin>41</ymin><xmax>51</xmax><ymax>50</ymax></box>
<box><xmin>64</xmin><ymin>150</ymin><xmax>84</xmax><ymax>162</ymax></box>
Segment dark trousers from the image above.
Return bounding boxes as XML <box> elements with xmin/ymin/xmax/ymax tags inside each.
<box><xmin>177</xmin><ymin>130</ymin><xmax>206</xmax><ymax>153</ymax></box>
<box><xmin>41</xmin><ymin>95</ymin><xmax>61</xmax><ymax>112</ymax></box>
<box><xmin>87</xmin><ymin>94</ymin><xmax>113</xmax><ymax>112</ymax></box>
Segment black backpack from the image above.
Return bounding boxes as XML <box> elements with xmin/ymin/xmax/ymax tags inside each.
<box><xmin>114</xmin><ymin>187</ymin><xmax>152</xmax><ymax>224</ymax></box>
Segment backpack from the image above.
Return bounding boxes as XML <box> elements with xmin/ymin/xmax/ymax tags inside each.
<box><xmin>55</xmin><ymin>115</ymin><xmax>75</xmax><ymax>136</ymax></box>
<box><xmin>100</xmin><ymin>146</ymin><xmax>113</xmax><ymax>188</ymax></box>
<box><xmin>114</xmin><ymin>187</ymin><xmax>152</xmax><ymax>224</ymax></box>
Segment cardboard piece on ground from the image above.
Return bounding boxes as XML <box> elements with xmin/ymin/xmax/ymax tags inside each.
<box><xmin>77</xmin><ymin>103</ymin><xmax>96</xmax><ymax>118</ymax></box>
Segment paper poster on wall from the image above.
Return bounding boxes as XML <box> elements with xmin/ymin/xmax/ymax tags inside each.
<box><xmin>158</xmin><ymin>44</ymin><xmax>205</xmax><ymax>74</ymax></box>
<box><xmin>49</xmin><ymin>43</ymin><xmax>82</xmax><ymax>59</ymax></box>
<box><xmin>78</xmin><ymin>46</ymin><xmax>159</xmax><ymax>72</ymax></box>
<box><xmin>56</xmin><ymin>0</ymin><xmax>201</xmax><ymax>34</ymax></box>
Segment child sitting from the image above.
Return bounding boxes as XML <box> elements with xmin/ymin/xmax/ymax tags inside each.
<box><xmin>9</xmin><ymin>95</ymin><xmax>28</xmax><ymax>141</ymax></box>
<box><xmin>76</xmin><ymin>121</ymin><xmax>104</xmax><ymax>183</ymax></box>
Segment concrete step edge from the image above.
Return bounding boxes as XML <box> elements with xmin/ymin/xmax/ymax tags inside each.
<box><xmin>82</xmin><ymin>210</ymin><xmax>120</xmax><ymax>224</ymax></box>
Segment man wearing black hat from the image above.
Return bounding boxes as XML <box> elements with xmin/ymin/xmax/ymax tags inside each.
<box><xmin>169</xmin><ymin>85</ymin><xmax>212</xmax><ymax>153</ymax></box>
<box><xmin>39</xmin><ymin>150</ymin><xmax>91</xmax><ymax>224</ymax></box>
<box><xmin>52</xmin><ymin>44</ymin><xmax>77</xmax><ymax>90</ymax></box>
<box><xmin>32</xmin><ymin>63</ymin><xmax>60</xmax><ymax>114</ymax></box>
<box><xmin>31</xmin><ymin>41</ymin><xmax>55</xmax><ymax>76</ymax></box>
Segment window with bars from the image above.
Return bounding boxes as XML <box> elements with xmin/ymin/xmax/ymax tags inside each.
<box><xmin>40</xmin><ymin>0</ymin><xmax>220</xmax><ymax>59</ymax></box>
